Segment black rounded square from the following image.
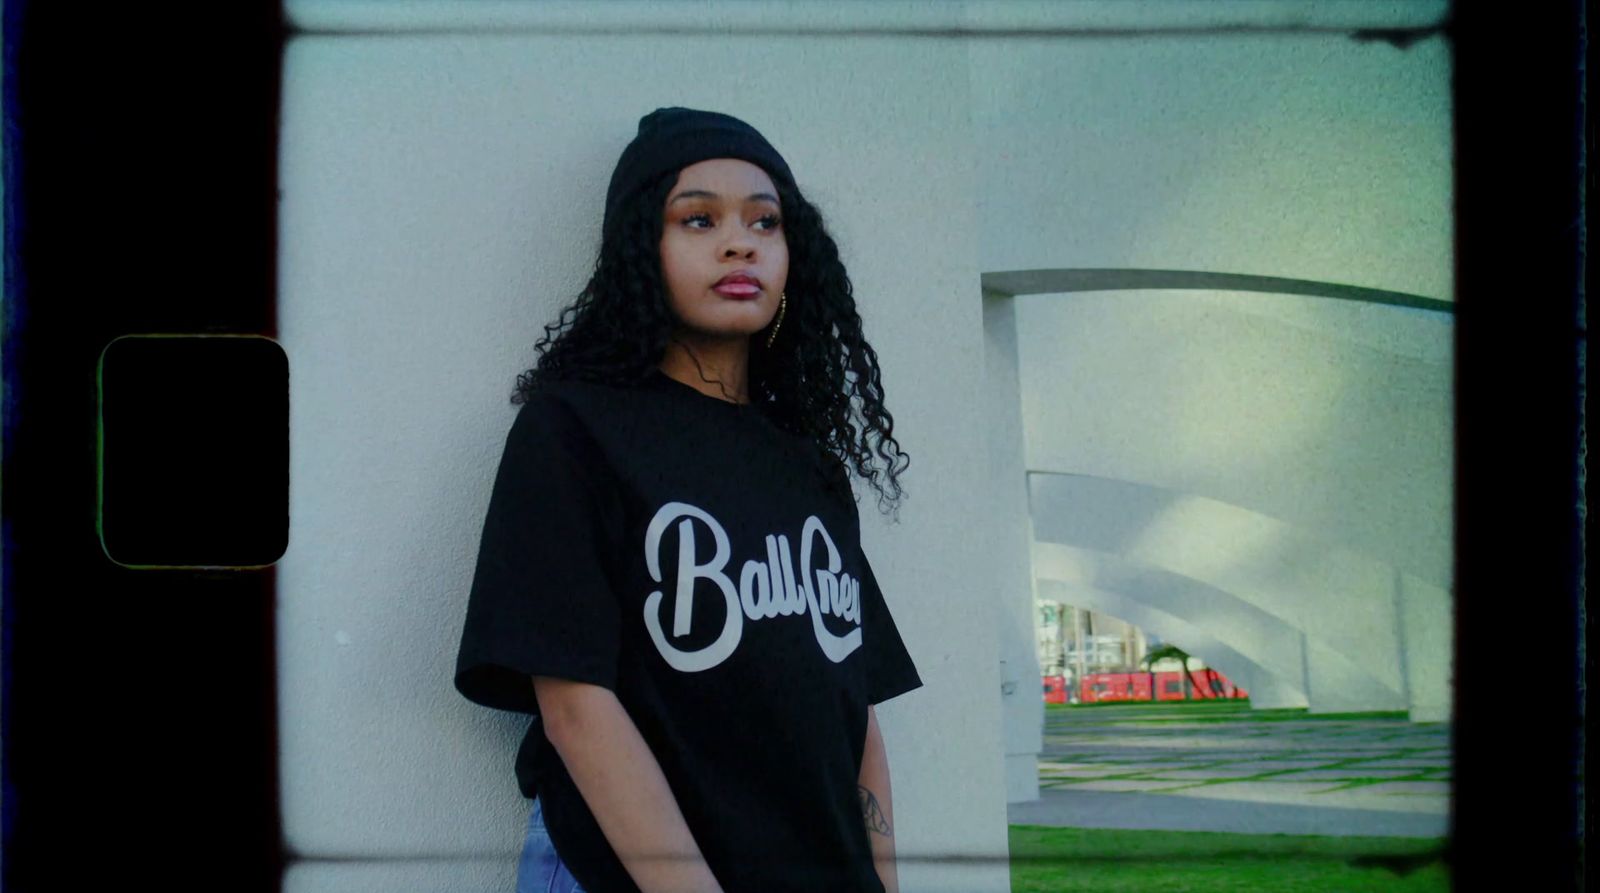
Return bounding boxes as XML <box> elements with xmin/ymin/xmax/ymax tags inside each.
<box><xmin>97</xmin><ymin>334</ymin><xmax>289</xmax><ymax>568</ymax></box>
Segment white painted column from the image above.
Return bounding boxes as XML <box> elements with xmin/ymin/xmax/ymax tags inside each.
<box><xmin>982</xmin><ymin>291</ymin><xmax>1043</xmax><ymax>803</ymax></box>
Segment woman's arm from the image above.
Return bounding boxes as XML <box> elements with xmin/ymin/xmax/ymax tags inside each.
<box><xmin>858</xmin><ymin>704</ymin><xmax>900</xmax><ymax>893</ymax></box>
<box><xmin>532</xmin><ymin>676</ymin><xmax>726</xmax><ymax>893</ymax></box>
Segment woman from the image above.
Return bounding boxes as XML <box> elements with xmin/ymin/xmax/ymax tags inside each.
<box><xmin>455</xmin><ymin>107</ymin><xmax>922</xmax><ymax>893</ymax></box>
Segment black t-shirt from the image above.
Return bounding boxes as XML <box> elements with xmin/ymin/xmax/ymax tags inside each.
<box><xmin>454</xmin><ymin>368</ymin><xmax>923</xmax><ymax>893</ymax></box>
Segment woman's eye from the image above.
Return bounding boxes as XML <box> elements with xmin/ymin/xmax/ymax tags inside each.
<box><xmin>681</xmin><ymin>212</ymin><xmax>781</xmax><ymax>231</ymax></box>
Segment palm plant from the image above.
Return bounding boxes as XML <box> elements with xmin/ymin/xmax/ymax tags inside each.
<box><xmin>1139</xmin><ymin>643</ymin><xmax>1211</xmax><ymax>700</ymax></box>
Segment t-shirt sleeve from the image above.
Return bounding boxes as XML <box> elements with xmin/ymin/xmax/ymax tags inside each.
<box><xmin>854</xmin><ymin>526</ymin><xmax>924</xmax><ymax>706</ymax></box>
<box><xmin>454</xmin><ymin>393</ymin><xmax>624</xmax><ymax>714</ymax></box>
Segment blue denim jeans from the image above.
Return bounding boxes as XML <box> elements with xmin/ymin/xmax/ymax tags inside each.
<box><xmin>516</xmin><ymin>797</ymin><xmax>587</xmax><ymax>893</ymax></box>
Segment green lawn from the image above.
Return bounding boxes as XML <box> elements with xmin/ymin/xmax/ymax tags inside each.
<box><xmin>1009</xmin><ymin>825</ymin><xmax>1450</xmax><ymax>892</ymax></box>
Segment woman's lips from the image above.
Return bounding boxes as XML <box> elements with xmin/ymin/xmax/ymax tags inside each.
<box><xmin>713</xmin><ymin>282</ymin><xmax>761</xmax><ymax>298</ymax></box>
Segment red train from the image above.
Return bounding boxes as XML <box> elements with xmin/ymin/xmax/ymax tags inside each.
<box><xmin>1043</xmin><ymin>668</ymin><xmax>1247</xmax><ymax>704</ymax></box>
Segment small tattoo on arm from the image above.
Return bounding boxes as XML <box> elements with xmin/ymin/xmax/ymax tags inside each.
<box><xmin>858</xmin><ymin>785</ymin><xmax>892</xmax><ymax>837</ymax></box>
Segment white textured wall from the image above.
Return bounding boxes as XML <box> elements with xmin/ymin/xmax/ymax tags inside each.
<box><xmin>276</xmin><ymin>5</ymin><xmax>1006</xmax><ymax>893</ymax></box>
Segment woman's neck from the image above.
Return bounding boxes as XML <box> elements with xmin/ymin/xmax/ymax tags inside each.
<box><xmin>659</xmin><ymin>335</ymin><xmax>751</xmax><ymax>405</ymax></box>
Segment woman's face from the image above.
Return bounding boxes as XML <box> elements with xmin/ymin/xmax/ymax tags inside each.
<box><xmin>659</xmin><ymin>158</ymin><xmax>789</xmax><ymax>342</ymax></box>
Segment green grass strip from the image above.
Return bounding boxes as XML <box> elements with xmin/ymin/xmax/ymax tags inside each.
<box><xmin>1009</xmin><ymin>825</ymin><xmax>1449</xmax><ymax>892</ymax></box>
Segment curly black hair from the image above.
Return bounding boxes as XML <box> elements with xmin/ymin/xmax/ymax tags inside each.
<box><xmin>512</xmin><ymin>169</ymin><xmax>910</xmax><ymax>517</ymax></box>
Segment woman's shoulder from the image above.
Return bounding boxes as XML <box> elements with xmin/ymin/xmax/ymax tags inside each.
<box><xmin>515</xmin><ymin>370</ymin><xmax>652</xmax><ymax>413</ymax></box>
<box><xmin>507</xmin><ymin>372</ymin><xmax>657</xmax><ymax>453</ymax></box>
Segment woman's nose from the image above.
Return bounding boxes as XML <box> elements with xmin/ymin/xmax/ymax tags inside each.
<box><xmin>721</xmin><ymin>226</ymin><xmax>757</xmax><ymax>257</ymax></box>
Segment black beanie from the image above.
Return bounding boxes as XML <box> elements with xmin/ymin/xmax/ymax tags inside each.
<box><xmin>603</xmin><ymin>107</ymin><xmax>797</xmax><ymax>236</ymax></box>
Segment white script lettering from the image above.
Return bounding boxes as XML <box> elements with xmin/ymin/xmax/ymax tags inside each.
<box><xmin>642</xmin><ymin>501</ymin><xmax>865</xmax><ymax>672</ymax></box>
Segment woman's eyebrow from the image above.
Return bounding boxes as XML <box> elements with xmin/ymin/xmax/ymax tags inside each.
<box><xmin>667</xmin><ymin>190</ymin><xmax>780</xmax><ymax>206</ymax></box>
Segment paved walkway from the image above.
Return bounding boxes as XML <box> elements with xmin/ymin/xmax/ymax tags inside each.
<box><xmin>1007</xmin><ymin>703</ymin><xmax>1450</xmax><ymax>838</ymax></box>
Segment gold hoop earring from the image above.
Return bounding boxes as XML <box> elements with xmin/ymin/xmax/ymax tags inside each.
<box><xmin>766</xmin><ymin>291</ymin><xmax>787</xmax><ymax>349</ymax></box>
